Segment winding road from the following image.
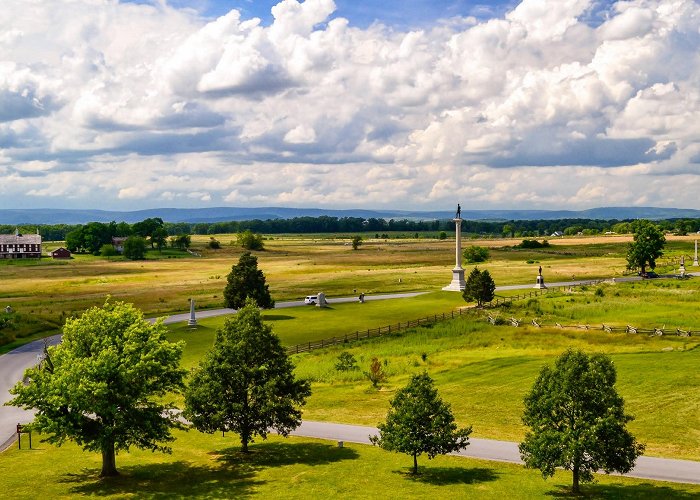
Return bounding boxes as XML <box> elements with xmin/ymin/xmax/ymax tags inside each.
<box><xmin>1</xmin><ymin>285</ymin><xmax>699</xmax><ymax>485</ymax></box>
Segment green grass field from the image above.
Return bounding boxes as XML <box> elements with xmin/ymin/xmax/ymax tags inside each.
<box><xmin>1</xmin><ymin>432</ymin><xmax>698</xmax><ymax>499</ymax></box>
<box><xmin>3</xmin><ymin>234</ymin><xmax>700</xmax><ymax>496</ymax></box>
<box><xmin>163</xmin><ymin>280</ymin><xmax>700</xmax><ymax>460</ymax></box>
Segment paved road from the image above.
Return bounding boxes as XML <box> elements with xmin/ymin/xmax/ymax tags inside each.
<box><xmin>291</xmin><ymin>421</ymin><xmax>700</xmax><ymax>485</ymax></box>
<box><xmin>159</xmin><ymin>292</ymin><xmax>428</xmax><ymax>325</ymax></box>
<box><xmin>0</xmin><ymin>334</ymin><xmax>61</xmax><ymax>451</ymax></box>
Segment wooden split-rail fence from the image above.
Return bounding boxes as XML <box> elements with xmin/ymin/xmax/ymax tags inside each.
<box><xmin>286</xmin><ymin>278</ymin><xmax>692</xmax><ymax>355</ymax></box>
<box><xmin>287</xmin><ymin>308</ymin><xmax>472</xmax><ymax>355</ymax></box>
<box><xmin>486</xmin><ymin>314</ymin><xmax>693</xmax><ymax>337</ymax></box>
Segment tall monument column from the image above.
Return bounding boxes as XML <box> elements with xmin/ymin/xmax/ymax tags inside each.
<box><xmin>187</xmin><ymin>298</ymin><xmax>197</xmax><ymax>327</ymax></box>
<box><xmin>443</xmin><ymin>208</ymin><xmax>466</xmax><ymax>291</ymax></box>
<box><xmin>694</xmin><ymin>240</ymin><xmax>699</xmax><ymax>267</ymax></box>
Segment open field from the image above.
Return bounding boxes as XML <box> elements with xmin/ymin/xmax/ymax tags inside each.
<box><xmin>163</xmin><ymin>280</ymin><xmax>700</xmax><ymax>460</ymax></box>
<box><xmin>1</xmin><ymin>432</ymin><xmax>698</xmax><ymax>499</ymax></box>
<box><xmin>1</xmin><ymin>232</ymin><xmax>697</xmax><ymax>351</ymax></box>
<box><xmin>2</xmin><ymin>235</ymin><xmax>700</xmax><ymax>496</ymax></box>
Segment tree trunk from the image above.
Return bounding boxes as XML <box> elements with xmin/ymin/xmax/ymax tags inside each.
<box><xmin>240</xmin><ymin>426</ymin><xmax>250</xmax><ymax>453</ymax></box>
<box><xmin>572</xmin><ymin>464</ymin><xmax>580</xmax><ymax>494</ymax></box>
<box><xmin>413</xmin><ymin>453</ymin><xmax>418</xmax><ymax>474</ymax></box>
<box><xmin>101</xmin><ymin>441</ymin><xmax>118</xmax><ymax>477</ymax></box>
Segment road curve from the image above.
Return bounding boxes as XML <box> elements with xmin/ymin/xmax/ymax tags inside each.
<box><xmin>291</xmin><ymin>421</ymin><xmax>700</xmax><ymax>485</ymax></box>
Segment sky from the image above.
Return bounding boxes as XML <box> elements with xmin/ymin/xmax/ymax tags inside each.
<box><xmin>1</xmin><ymin>0</ymin><xmax>699</xmax><ymax>211</ymax></box>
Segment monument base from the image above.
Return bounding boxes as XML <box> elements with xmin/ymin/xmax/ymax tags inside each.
<box><xmin>534</xmin><ymin>275</ymin><xmax>547</xmax><ymax>289</ymax></box>
<box><xmin>187</xmin><ymin>319</ymin><xmax>197</xmax><ymax>327</ymax></box>
<box><xmin>694</xmin><ymin>259</ymin><xmax>699</xmax><ymax>267</ymax></box>
<box><xmin>443</xmin><ymin>268</ymin><xmax>466</xmax><ymax>292</ymax></box>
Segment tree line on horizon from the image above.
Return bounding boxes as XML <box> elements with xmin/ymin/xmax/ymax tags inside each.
<box><xmin>1</xmin><ymin>216</ymin><xmax>699</xmax><ymax>244</ymax></box>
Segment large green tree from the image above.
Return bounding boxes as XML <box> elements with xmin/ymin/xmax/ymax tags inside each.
<box><xmin>519</xmin><ymin>349</ymin><xmax>644</xmax><ymax>493</ymax></box>
<box><xmin>132</xmin><ymin>217</ymin><xmax>164</xmax><ymax>248</ymax></box>
<box><xmin>123</xmin><ymin>235</ymin><xmax>147</xmax><ymax>260</ymax></box>
<box><xmin>462</xmin><ymin>267</ymin><xmax>496</xmax><ymax>307</ymax></box>
<box><xmin>223</xmin><ymin>252</ymin><xmax>274</xmax><ymax>309</ymax></box>
<box><xmin>7</xmin><ymin>300</ymin><xmax>185</xmax><ymax>477</ymax></box>
<box><xmin>184</xmin><ymin>299</ymin><xmax>310</xmax><ymax>452</ymax></box>
<box><xmin>626</xmin><ymin>219</ymin><xmax>665</xmax><ymax>275</ymax></box>
<box><xmin>370</xmin><ymin>372</ymin><xmax>472</xmax><ymax>474</ymax></box>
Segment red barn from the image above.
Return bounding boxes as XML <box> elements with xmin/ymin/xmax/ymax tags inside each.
<box><xmin>50</xmin><ymin>247</ymin><xmax>72</xmax><ymax>259</ymax></box>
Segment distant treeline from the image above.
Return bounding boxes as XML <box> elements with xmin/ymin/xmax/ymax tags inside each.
<box><xmin>2</xmin><ymin>216</ymin><xmax>700</xmax><ymax>243</ymax></box>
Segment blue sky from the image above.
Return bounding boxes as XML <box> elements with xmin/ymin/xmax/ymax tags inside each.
<box><xmin>2</xmin><ymin>0</ymin><xmax>699</xmax><ymax>211</ymax></box>
<box><xmin>163</xmin><ymin>0</ymin><xmax>519</xmax><ymax>27</ymax></box>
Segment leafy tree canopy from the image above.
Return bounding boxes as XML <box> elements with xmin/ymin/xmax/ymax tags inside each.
<box><xmin>462</xmin><ymin>267</ymin><xmax>495</xmax><ymax>307</ymax></box>
<box><xmin>519</xmin><ymin>349</ymin><xmax>644</xmax><ymax>493</ymax></box>
<box><xmin>370</xmin><ymin>372</ymin><xmax>471</xmax><ymax>474</ymax></box>
<box><xmin>123</xmin><ymin>235</ymin><xmax>147</xmax><ymax>260</ymax></box>
<box><xmin>223</xmin><ymin>252</ymin><xmax>274</xmax><ymax>309</ymax></box>
<box><xmin>463</xmin><ymin>245</ymin><xmax>489</xmax><ymax>263</ymax></box>
<box><xmin>7</xmin><ymin>300</ymin><xmax>185</xmax><ymax>477</ymax></box>
<box><xmin>626</xmin><ymin>219</ymin><xmax>666</xmax><ymax>275</ymax></box>
<box><xmin>237</xmin><ymin>229</ymin><xmax>265</xmax><ymax>250</ymax></box>
<box><xmin>184</xmin><ymin>299</ymin><xmax>310</xmax><ymax>452</ymax></box>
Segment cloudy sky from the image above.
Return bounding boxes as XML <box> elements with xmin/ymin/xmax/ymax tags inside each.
<box><xmin>1</xmin><ymin>0</ymin><xmax>699</xmax><ymax>211</ymax></box>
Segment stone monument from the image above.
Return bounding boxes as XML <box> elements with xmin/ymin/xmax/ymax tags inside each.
<box><xmin>316</xmin><ymin>292</ymin><xmax>328</xmax><ymax>307</ymax></box>
<box><xmin>187</xmin><ymin>298</ymin><xmax>197</xmax><ymax>327</ymax></box>
<box><xmin>443</xmin><ymin>204</ymin><xmax>466</xmax><ymax>291</ymax></box>
<box><xmin>534</xmin><ymin>266</ymin><xmax>546</xmax><ymax>289</ymax></box>
<box><xmin>694</xmin><ymin>240</ymin><xmax>699</xmax><ymax>267</ymax></box>
<box><xmin>679</xmin><ymin>255</ymin><xmax>686</xmax><ymax>278</ymax></box>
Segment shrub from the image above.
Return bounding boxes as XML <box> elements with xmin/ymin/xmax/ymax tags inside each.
<box><xmin>351</xmin><ymin>236</ymin><xmax>363</xmax><ymax>250</ymax></box>
<box><xmin>463</xmin><ymin>245</ymin><xmax>490</xmax><ymax>263</ymax></box>
<box><xmin>208</xmin><ymin>237</ymin><xmax>221</xmax><ymax>249</ymax></box>
<box><xmin>237</xmin><ymin>230</ymin><xmax>264</xmax><ymax>250</ymax></box>
<box><xmin>335</xmin><ymin>352</ymin><xmax>358</xmax><ymax>371</ymax></box>
<box><xmin>99</xmin><ymin>244</ymin><xmax>119</xmax><ymax>257</ymax></box>
<box><xmin>364</xmin><ymin>357</ymin><xmax>387</xmax><ymax>388</ymax></box>
<box><xmin>516</xmin><ymin>239</ymin><xmax>550</xmax><ymax>249</ymax></box>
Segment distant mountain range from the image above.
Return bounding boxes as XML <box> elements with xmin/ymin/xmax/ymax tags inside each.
<box><xmin>1</xmin><ymin>206</ymin><xmax>699</xmax><ymax>225</ymax></box>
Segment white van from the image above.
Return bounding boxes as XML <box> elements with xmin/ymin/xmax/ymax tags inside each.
<box><xmin>304</xmin><ymin>295</ymin><xmax>318</xmax><ymax>305</ymax></box>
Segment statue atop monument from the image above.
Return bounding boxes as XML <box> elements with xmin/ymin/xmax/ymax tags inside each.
<box><xmin>456</xmin><ymin>203</ymin><xmax>461</xmax><ymax>219</ymax></box>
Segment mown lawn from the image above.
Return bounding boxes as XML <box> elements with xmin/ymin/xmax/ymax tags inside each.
<box><xmin>1</xmin><ymin>432</ymin><xmax>698</xmax><ymax>499</ymax></box>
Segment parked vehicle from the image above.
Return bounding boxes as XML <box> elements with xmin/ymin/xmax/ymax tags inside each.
<box><xmin>304</xmin><ymin>295</ymin><xmax>318</xmax><ymax>305</ymax></box>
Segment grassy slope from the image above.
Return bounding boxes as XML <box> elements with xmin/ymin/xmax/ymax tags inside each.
<box><xmin>167</xmin><ymin>281</ymin><xmax>700</xmax><ymax>460</ymax></box>
<box><xmin>1</xmin><ymin>432</ymin><xmax>698</xmax><ymax>499</ymax></box>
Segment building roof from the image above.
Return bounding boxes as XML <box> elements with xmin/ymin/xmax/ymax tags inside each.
<box><xmin>0</xmin><ymin>234</ymin><xmax>42</xmax><ymax>244</ymax></box>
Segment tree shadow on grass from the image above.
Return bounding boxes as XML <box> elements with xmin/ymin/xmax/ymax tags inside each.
<box><xmin>395</xmin><ymin>466</ymin><xmax>499</xmax><ymax>486</ymax></box>
<box><xmin>260</xmin><ymin>314</ymin><xmax>295</xmax><ymax>321</ymax></box>
<box><xmin>546</xmin><ymin>481</ymin><xmax>700</xmax><ymax>499</ymax></box>
<box><xmin>61</xmin><ymin>461</ymin><xmax>260</xmax><ymax>498</ymax></box>
<box><xmin>213</xmin><ymin>441</ymin><xmax>360</xmax><ymax>469</ymax></box>
<box><xmin>60</xmin><ymin>441</ymin><xmax>359</xmax><ymax>498</ymax></box>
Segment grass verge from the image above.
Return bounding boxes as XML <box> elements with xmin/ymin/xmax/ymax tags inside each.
<box><xmin>1</xmin><ymin>431</ymin><xmax>698</xmax><ymax>499</ymax></box>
